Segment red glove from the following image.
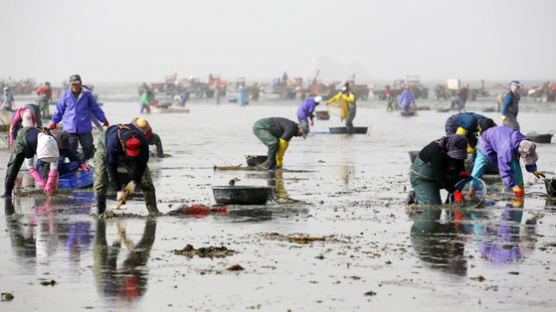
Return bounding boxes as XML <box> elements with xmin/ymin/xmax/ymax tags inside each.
<box><xmin>459</xmin><ymin>171</ymin><xmax>471</xmax><ymax>178</ymax></box>
<box><xmin>49</xmin><ymin>123</ymin><xmax>56</xmax><ymax>130</ymax></box>
<box><xmin>310</xmin><ymin>119</ymin><xmax>314</xmax><ymax>127</ymax></box>
<box><xmin>453</xmin><ymin>190</ymin><xmax>463</xmax><ymax>203</ymax></box>
<box><xmin>103</xmin><ymin>121</ymin><xmax>109</xmax><ymax>127</ymax></box>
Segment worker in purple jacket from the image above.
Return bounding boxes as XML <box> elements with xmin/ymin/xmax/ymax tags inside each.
<box><xmin>468</xmin><ymin>123</ymin><xmax>545</xmax><ymax>197</ymax></box>
<box><xmin>50</xmin><ymin>74</ymin><xmax>109</xmax><ymax>162</ymax></box>
<box><xmin>296</xmin><ymin>96</ymin><xmax>322</xmax><ymax>126</ymax></box>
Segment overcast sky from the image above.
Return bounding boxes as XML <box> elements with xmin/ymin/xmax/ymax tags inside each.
<box><xmin>1</xmin><ymin>0</ymin><xmax>555</xmax><ymax>84</ymax></box>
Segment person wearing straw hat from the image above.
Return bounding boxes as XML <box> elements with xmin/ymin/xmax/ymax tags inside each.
<box><xmin>92</xmin><ymin>122</ymin><xmax>158</xmax><ymax>215</ymax></box>
<box><xmin>4</xmin><ymin>126</ymin><xmax>60</xmax><ymax>197</ymax></box>
<box><xmin>252</xmin><ymin>117</ymin><xmax>308</xmax><ymax>170</ymax></box>
<box><xmin>410</xmin><ymin>134</ymin><xmax>470</xmax><ymax>205</ymax></box>
<box><xmin>468</xmin><ymin>124</ymin><xmax>545</xmax><ymax>198</ymax></box>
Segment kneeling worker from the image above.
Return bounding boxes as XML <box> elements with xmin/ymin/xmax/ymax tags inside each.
<box><xmin>93</xmin><ymin>122</ymin><xmax>158</xmax><ymax>215</ymax></box>
<box><xmin>252</xmin><ymin>117</ymin><xmax>308</xmax><ymax>170</ymax></box>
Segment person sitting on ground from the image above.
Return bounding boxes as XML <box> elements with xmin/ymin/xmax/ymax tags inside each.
<box><xmin>296</xmin><ymin>96</ymin><xmax>321</xmax><ymax>126</ymax></box>
<box><xmin>252</xmin><ymin>117</ymin><xmax>308</xmax><ymax>170</ymax></box>
<box><xmin>468</xmin><ymin>121</ymin><xmax>545</xmax><ymax>198</ymax></box>
<box><xmin>444</xmin><ymin>112</ymin><xmax>490</xmax><ymax>153</ymax></box>
<box><xmin>93</xmin><ymin>122</ymin><xmax>158</xmax><ymax>215</ymax></box>
<box><xmin>4</xmin><ymin>126</ymin><xmax>60</xmax><ymax>197</ymax></box>
<box><xmin>9</xmin><ymin>104</ymin><xmax>42</xmax><ymax>148</ymax></box>
<box><xmin>36</xmin><ymin>130</ymin><xmax>92</xmax><ymax>176</ymax></box>
<box><xmin>410</xmin><ymin>134</ymin><xmax>469</xmax><ymax>205</ymax></box>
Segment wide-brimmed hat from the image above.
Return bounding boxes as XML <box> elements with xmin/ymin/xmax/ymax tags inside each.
<box><xmin>445</xmin><ymin>134</ymin><xmax>468</xmax><ymax>160</ymax></box>
<box><xmin>518</xmin><ymin>140</ymin><xmax>538</xmax><ymax>165</ymax></box>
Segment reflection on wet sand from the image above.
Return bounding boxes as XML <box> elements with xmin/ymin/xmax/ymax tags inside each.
<box><xmin>93</xmin><ymin>218</ymin><xmax>156</xmax><ymax>302</ymax></box>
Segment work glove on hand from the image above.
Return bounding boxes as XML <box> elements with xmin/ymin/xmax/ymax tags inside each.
<box><xmin>124</xmin><ymin>180</ymin><xmax>136</xmax><ymax>195</ymax></box>
<box><xmin>116</xmin><ymin>190</ymin><xmax>127</xmax><ymax>204</ymax></box>
<box><xmin>103</xmin><ymin>121</ymin><xmax>109</xmax><ymax>127</ymax></box>
<box><xmin>501</xmin><ymin>115</ymin><xmax>507</xmax><ymax>122</ymax></box>
<box><xmin>79</xmin><ymin>163</ymin><xmax>92</xmax><ymax>171</ymax></box>
<box><xmin>459</xmin><ymin>171</ymin><xmax>472</xmax><ymax>178</ymax></box>
<box><xmin>49</xmin><ymin>123</ymin><xmax>56</xmax><ymax>130</ymax></box>
<box><xmin>44</xmin><ymin>169</ymin><xmax>58</xmax><ymax>196</ymax></box>
<box><xmin>512</xmin><ymin>185</ymin><xmax>524</xmax><ymax>197</ymax></box>
<box><xmin>310</xmin><ymin>119</ymin><xmax>314</xmax><ymax>127</ymax></box>
<box><xmin>452</xmin><ymin>190</ymin><xmax>464</xmax><ymax>203</ymax></box>
<box><xmin>117</xmin><ymin>181</ymin><xmax>137</xmax><ymax>204</ymax></box>
<box><xmin>28</xmin><ymin>168</ymin><xmax>46</xmax><ymax>188</ymax></box>
<box><xmin>532</xmin><ymin>171</ymin><xmax>545</xmax><ymax>179</ymax></box>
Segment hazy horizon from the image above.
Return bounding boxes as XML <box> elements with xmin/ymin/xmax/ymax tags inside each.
<box><xmin>2</xmin><ymin>0</ymin><xmax>555</xmax><ymax>84</ymax></box>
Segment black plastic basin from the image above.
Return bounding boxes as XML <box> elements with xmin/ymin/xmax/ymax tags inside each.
<box><xmin>212</xmin><ymin>186</ymin><xmax>271</xmax><ymax>205</ymax></box>
<box><xmin>245</xmin><ymin>155</ymin><xmax>267</xmax><ymax>167</ymax></box>
<box><xmin>329</xmin><ymin>127</ymin><xmax>368</xmax><ymax>134</ymax></box>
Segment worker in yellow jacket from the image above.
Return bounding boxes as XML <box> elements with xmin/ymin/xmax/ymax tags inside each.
<box><xmin>327</xmin><ymin>82</ymin><xmax>356</xmax><ymax>131</ymax></box>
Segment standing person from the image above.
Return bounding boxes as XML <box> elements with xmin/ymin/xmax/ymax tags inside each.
<box><xmin>1</xmin><ymin>87</ymin><xmax>15</xmax><ymax>111</ymax></box>
<box><xmin>93</xmin><ymin>122</ymin><xmax>158</xmax><ymax>215</ymax></box>
<box><xmin>36</xmin><ymin>82</ymin><xmax>52</xmax><ymax>118</ymax></box>
<box><xmin>456</xmin><ymin>83</ymin><xmax>469</xmax><ymax>112</ymax></box>
<box><xmin>4</xmin><ymin>126</ymin><xmax>60</xmax><ymax>197</ymax></box>
<box><xmin>444</xmin><ymin>112</ymin><xmax>489</xmax><ymax>153</ymax></box>
<box><xmin>140</xmin><ymin>88</ymin><xmax>156</xmax><ymax>113</ymax></box>
<box><xmin>174</xmin><ymin>92</ymin><xmax>189</xmax><ymax>107</ymax></box>
<box><xmin>8</xmin><ymin>104</ymin><xmax>41</xmax><ymax>148</ymax></box>
<box><xmin>282</xmin><ymin>72</ymin><xmax>288</xmax><ymax>86</ymax></box>
<box><xmin>468</xmin><ymin>124</ymin><xmax>545</xmax><ymax>198</ymax></box>
<box><xmin>409</xmin><ymin>134</ymin><xmax>469</xmax><ymax>205</ymax></box>
<box><xmin>51</xmin><ymin>74</ymin><xmax>109</xmax><ymax>162</ymax></box>
<box><xmin>398</xmin><ymin>84</ymin><xmax>417</xmax><ymax>112</ymax></box>
<box><xmin>238</xmin><ymin>84</ymin><xmax>248</xmax><ymax>106</ymax></box>
<box><xmin>296</xmin><ymin>96</ymin><xmax>321</xmax><ymax>127</ymax></box>
<box><xmin>252</xmin><ymin>117</ymin><xmax>308</xmax><ymax>170</ymax></box>
<box><xmin>327</xmin><ymin>82</ymin><xmax>356</xmax><ymax>131</ymax></box>
<box><xmin>501</xmin><ymin>80</ymin><xmax>521</xmax><ymax>130</ymax></box>
<box><xmin>383</xmin><ymin>85</ymin><xmax>395</xmax><ymax>111</ymax></box>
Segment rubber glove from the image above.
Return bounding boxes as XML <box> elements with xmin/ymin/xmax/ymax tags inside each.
<box><xmin>459</xmin><ymin>171</ymin><xmax>472</xmax><ymax>178</ymax></box>
<box><xmin>310</xmin><ymin>119</ymin><xmax>314</xmax><ymax>127</ymax></box>
<box><xmin>116</xmin><ymin>190</ymin><xmax>127</xmax><ymax>204</ymax></box>
<box><xmin>275</xmin><ymin>139</ymin><xmax>289</xmax><ymax>169</ymax></box>
<box><xmin>80</xmin><ymin>163</ymin><xmax>92</xmax><ymax>171</ymax></box>
<box><xmin>9</xmin><ymin>131</ymin><xmax>14</xmax><ymax>148</ymax></box>
<box><xmin>453</xmin><ymin>190</ymin><xmax>463</xmax><ymax>203</ymax></box>
<box><xmin>532</xmin><ymin>171</ymin><xmax>545</xmax><ymax>179</ymax></box>
<box><xmin>49</xmin><ymin>123</ymin><xmax>56</xmax><ymax>130</ymax></box>
<box><xmin>501</xmin><ymin>115</ymin><xmax>507</xmax><ymax>122</ymax></box>
<box><xmin>44</xmin><ymin>169</ymin><xmax>58</xmax><ymax>196</ymax></box>
<box><xmin>103</xmin><ymin>121</ymin><xmax>109</xmax><ymax>127</ymax></box>
<box><xmin>124</xmin><ymin>180</ymin><xmax>136</xmax><ymax>195</ymax></box>
<box><xmin>28</xmin><ymin>168</ymin><xmax>46</xmax><ymax>188</ymax></box>
<box><xmin>512</xmin><ymin>185</ymin><xmax>524</xmax><ymax>197</ymax></box>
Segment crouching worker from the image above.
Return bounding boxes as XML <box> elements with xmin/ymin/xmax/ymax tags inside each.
<box><xmin>93</xmin><ymin>123</ymin><xmax>159</xmax><ymax>215</ymax></box>
<box><xmin>252</xmin><ymin>117</ymin><xmax>308</xmax><ymax>170</ymax></box>
<box><xmin>468</xmin><ymin>123</ymin><xmax>544</xmax><ymax>198</ymax></box>
<box><xmin>36</xmin><ymin>131</ymin><xmax>92</xmax><ymax>176</ymax></box>
<box><xmin>4</xmin><ymin>127</ymin><xmax>59</xmax><ymax>197</ymax></box>
<box><xmin>444</xmin><ymin>112</ymin><xmax>489</xmax><ymax>153</ymax></box>
<box><xmin>9</xmin><ymin>104</ymin><xmax>40</xmax><ymax>148</ymax></box>
<box><xmin>410</xmin><ymin>134</ymin><xmax>469</xmax><ymax>205</ymax></box>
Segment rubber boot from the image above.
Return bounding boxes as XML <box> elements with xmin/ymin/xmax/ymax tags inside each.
<box><xmin>144</xmin><ymin>192</ymin><xmax>159</xmax><ymax>215</ymax></box>
<box><xmin>96</xmin><ymin>194</ymin><xmax>106</xmax><ymax>215</ymax></box>
<box><xmin>4</xmin><ymin>182</ymin><xmax>13</xmax><ymax>197</ymax></box>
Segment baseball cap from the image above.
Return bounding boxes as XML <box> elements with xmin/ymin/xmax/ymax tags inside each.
<box><xmin>123</xmin><ymin>132</ymin><xmax>142</xmax><ymax>157</ymax></box>
<box><xmin>510</xmin><ymin>80</ymin><xmax>521</xmax><ymax>87</ymax></box>
<box><xmin>518</xmin><ymin>140</ymin><xmax>538</xmax><ymax>165</ymax></box>
<box><xmin>69</xmin><ymin>74</ymin><xmax>82</xmax><ymax>85</ymax></box>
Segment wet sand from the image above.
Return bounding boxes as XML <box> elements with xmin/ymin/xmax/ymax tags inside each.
<box><xmin>1</xmin><ymin>89</ymin><xmax>556</xmax><ymax>311</ymax></box>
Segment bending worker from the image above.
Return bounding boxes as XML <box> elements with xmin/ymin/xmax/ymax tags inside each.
<box><xmin>468</xmin><ymin>122</ymin><xmax>545</xmax><ymax>198</ymax></box>
<box><xmin>501</xmin><ymin>80</ymin><xmax>521</xmax><ymax>130</ymax></box>
<box><xmin>36</xmin><ymin>81</ymin><xmax>52</xmax><ymax>119</ymax></box>
<box><xmin>444</xmin><ymin>112</ymin><xmax>489</xmax><ymax>153</ymax></box>
<box><xmin>9</xmin><ymin>104</ymin><xmax>42</xmax><ymax>148</ymax></box>
<box><xmin>36</xmin><ymin>130</ymin><xmax>92</xmax><ymax>176</ymax></box>
<box><xmin>410</xmin><ymin>134</ymin><xmax>469</xmax><ymax>205</ymax></box>
<box><xmin>297</xmin><ymin>96</ymin><xmax>322</xmax><ymax>126</ymax></box>
<box><xmin>140</xmin><ymin>88</ymin><xmax>156</xmax><ymax>114</ymax></box>
<box><xmin>93</xmin><ymin>122</ymin><xmax>159</xmax><ymax>215</ymax></box>
<box><xmin>130</xmin><ymin>117</ymin><xmax>165</xmax><ymax>158</ymax></box>
<box><xmin>252</xmin><ymin>117</ymin><xmax>308</xmax><ymax>170</ymax></box>
<box><xmin>4</xmin><ymin>126</ymin><xmax>60</xmax><ymax>197</ymax></box>
<box><xmin>327</xmin><ymin>82</ymin><xmax>355</xmax><ymax>131</ymax></box>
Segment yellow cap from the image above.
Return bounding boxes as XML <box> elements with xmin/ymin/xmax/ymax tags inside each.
<box><xmin>137</xmin><ymin>117</ymin><xmax>148</xmax><ymax>128</ymax></box>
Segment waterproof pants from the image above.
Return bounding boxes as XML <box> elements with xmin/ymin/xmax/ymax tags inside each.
<box><xmin>253</xmin><ymin>118</ymin><xmax>280</xmax><ymax>170</ymax></box>
<box><xmin>345</xmin><ymin>102</ymin><xmax>356</xmax><ymax>130</ymax></box>
<box><xmin>38</xmin><ymin>95</ymin><xmax>49</xmax><ymax>119</ymax></box>
<box><xmin>470</xmin><ymin>147</ymin><xmax>523</xmax><ymax>189</ymax></box>
<box><xmin>93</xmin><ymin>129</ymin><xmax>158</xmax><ymax>213</ymax></box>
<box><xmin>503</xmin><ymin>114</ymin><xmax>520</xmax><ymax>131</ymax></box>
<box><xmin>410</xmin><ymin>157</ymin><xmax>442</xmax><ymax>205</ymax></box>
<box><xmin>148</xmin><ymin>133</ymin><xmax>164</xmax><ymax>157</ymax></box>
<box><xmin>70</xmin><ymin>132</ymin><xmax>94</xmax><ymax>162</ymax></box>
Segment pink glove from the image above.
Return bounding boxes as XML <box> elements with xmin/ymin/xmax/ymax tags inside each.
<box><xmin>9</xmin><ymin>132</ymin><xmax>14</xmax><ymax>148</ymax></box>
<box><xmin>80</xmin><ymin>163</ymin><xmax>92</xmax><ymax>171</ymax></box>
<box><xmin>29</xmin><ymin>168</ymin><xmax>46</xmax><ymax>188</ymax></box>
<box><xmin>44</xmin><ymin>169</ymin><xmax>58</xmax><ymax>196</ymax></box>
<box><xmin>310</xmin><ymin>119</ymin><xmax>314</xmax><ymax>127</ymax></box>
